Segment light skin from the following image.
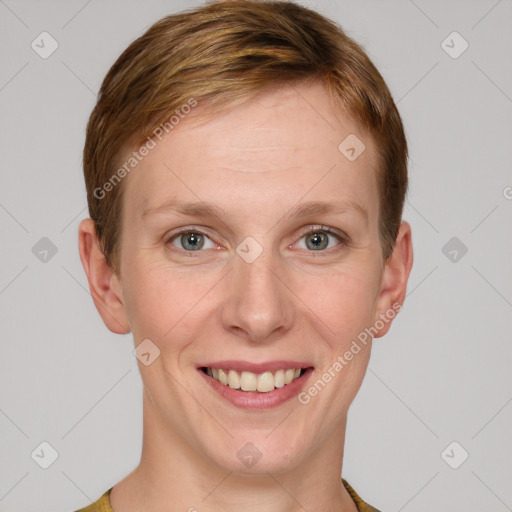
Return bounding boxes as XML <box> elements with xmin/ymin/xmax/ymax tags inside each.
<box><xmin>79</xmin><ymin>80</ymin><xmax>413</xmax><ymax>512</ymax></box>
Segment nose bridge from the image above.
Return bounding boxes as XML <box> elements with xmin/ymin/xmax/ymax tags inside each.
<box><xmin>222</xmin><ymin>239</ymin><xmax>293</xmax><ymax>342</ymax></box>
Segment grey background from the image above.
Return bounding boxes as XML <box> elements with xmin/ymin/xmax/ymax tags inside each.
<box><xmin>1</xmin><ymin>0</ymin><xmax>511</xmax><ymax>510</ymax></box>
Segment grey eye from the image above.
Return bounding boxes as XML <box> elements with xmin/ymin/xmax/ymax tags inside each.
<box><xmin>297</xmin><ymin>229</ymin><xmax>342</xmax><ymax>251</ymax></box>
<box><xmin>170</xmin><ymin>231</ymin><xmax>215</xmax><ymax>251</ymax></box>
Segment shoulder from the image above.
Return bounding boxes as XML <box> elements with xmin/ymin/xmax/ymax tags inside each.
<box><xmin>342</xmin><ymin>478</ymin><xmax>382</xmax><ymax>512</ymax></box>
<box><xmin>75</xmin><ymin>481</ymin><xmax>380</xmax><ymax>512</ymax></box>
<box><xmin>73</xmin><ymin>487</ymin><xmax>113</xmax><ymax>512</ymax></box>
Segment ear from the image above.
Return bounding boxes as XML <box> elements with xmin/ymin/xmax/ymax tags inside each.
<box><xmin>78</xmin><ymin>218</ymin><xmax>131</xmax><ymax>334</ymax></box>
<box><xmin>372</xmin><ymin>221</ymin><xmax>413</xmax><ymax>338</ymax></box>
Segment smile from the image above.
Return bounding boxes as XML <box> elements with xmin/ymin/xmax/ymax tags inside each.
<box><xmin>197</xmin><ymin>361</ymin><xmax>314</xmax><ymax>410</ymax></box>
<box><xmin>201</xmin><ymin>367</ymin><xmax>306</xmax><ymax>393</ymax></box>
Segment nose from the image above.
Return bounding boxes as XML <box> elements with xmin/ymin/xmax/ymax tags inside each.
<box><xmin>220</xmin><ymin>244</ymin><xmax>294</xmax><ymax>344</ymax></box>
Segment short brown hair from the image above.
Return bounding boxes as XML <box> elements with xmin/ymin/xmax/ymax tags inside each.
<box><xmin>83</xmin><ymin>0</ymin><xmax>408</xmax><ymax>274</ymax></box>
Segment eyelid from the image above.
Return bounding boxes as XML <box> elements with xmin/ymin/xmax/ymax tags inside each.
<box><xmin>292</xmin><ymin>225</ymin><xmax>347</xmax><ymax>251</ymax></box>
<box><xmin>301</xmin><ymin>225</ymin><xmax>345</xmax><ymax>239</ymax></box>
<box><xmin>164</xmin><ymin>225</ymin><xmax>219</xmax><ymax>248</ymax></box>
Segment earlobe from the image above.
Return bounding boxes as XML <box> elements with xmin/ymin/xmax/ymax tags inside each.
<box><xmin>78</xmin><ymin>218</ymin><xmax>131</xmax><ymax>334</ymax></box>
<box><xmin>372</xmin><ymin>221</ymin><xmax>413</xmax><ymax>338</ymax></box>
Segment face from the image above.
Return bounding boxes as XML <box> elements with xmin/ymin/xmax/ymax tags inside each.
<box><xmin>90</xmin><ymin>81</ymin><xmax>409</xmax><ymax>475</ymax></box>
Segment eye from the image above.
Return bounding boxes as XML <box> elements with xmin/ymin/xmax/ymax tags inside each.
<box><xmin>295</xmin><ymin>226</ymin><xmax>345</xmax><ymax>252</ymax></box>
<box><xmin>165</xmin><ymin>225</ymin><xmax>347</xmax><ymax>254</ymax></box>
<box><xmin>166</xmin><ymin>229</ymin><xmax>216</xmax><ymax>251</ymax></box>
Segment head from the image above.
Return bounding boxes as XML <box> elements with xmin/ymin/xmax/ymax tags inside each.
<box><xmin>79</xmin><ymin>0</ymin><xmax>413</xmax><ymax>475</ymax></box>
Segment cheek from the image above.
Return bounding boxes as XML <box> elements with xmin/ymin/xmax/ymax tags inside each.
<box><xmin>122</xmin><ymin>263</ymin><xmax>218</xmax><ymax>342</ymax></box>
<box><xmin>302</xmin><ymin>267</ymin><xmax>380</xmax><ymax>343</ymax></box>
<box><xmin>121</xmin><ymin>247</ymin><xmax>382</xmax><ymax>350</ymax></box>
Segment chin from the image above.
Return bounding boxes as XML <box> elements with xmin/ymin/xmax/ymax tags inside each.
<box><xmin>209</xmin><ymin>435</ymin><xmax>306</xmax><ymax>476</ymax></box>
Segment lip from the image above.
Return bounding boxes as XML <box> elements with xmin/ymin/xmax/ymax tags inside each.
<box><xmin>197</xmin><ymin>360</ymin><xmax>313</xmax><ymax>373</ymax></box>
<box><xmin>197</xmin><ymin>364</ymin><xmax>315</xmax><ymax>410</ymax></box>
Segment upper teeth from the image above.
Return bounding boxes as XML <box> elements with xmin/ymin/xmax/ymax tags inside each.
<box><xmin>206</xmin><ymin>368</ymin><xmax>303</xmax><ymax>393</ymax></box>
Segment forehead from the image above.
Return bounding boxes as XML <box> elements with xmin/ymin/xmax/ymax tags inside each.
<box><xmin>121</xmin><ymin>81</ymin><xmax>379</xmax><ymax>228</ymax></box>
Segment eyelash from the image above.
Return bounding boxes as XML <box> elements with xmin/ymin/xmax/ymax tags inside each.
<box><xmin>164</xmin><ymin>225</ymin><xmax>347</xmax><ymax>255</ymax></box>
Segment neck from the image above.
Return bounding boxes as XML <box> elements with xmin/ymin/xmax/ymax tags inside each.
<box><xmin>110</xmin><ymin>388</ymin><xmax>358</xmax><ymax>512</ymax></box>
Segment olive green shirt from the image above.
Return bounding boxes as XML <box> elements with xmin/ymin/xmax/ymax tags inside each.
<box><xmin>74</xmin><ymin>478</ymin><xmax>381</xmax><ymax>511</ymax></box>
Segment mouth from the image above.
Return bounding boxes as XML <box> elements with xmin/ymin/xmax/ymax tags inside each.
<box><xmin>197</xmin><ymin>361</ymin><xmax>314</xmax><ymax>410</ymax></box>
<box><xmin>199</xmin><ymin>366</ymin><xmax>309</xmax><ymax>393</ymax></box>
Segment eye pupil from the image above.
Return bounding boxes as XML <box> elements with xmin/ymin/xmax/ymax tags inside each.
<box><xmin>182</xmin><ymin>232</ymin><xmax>204</xmax><ymax>250</ymax></box>
<box><xmin>306</xmin><ymin>232</ymin><xmax>328</xmax><ymax>250</ymax></box>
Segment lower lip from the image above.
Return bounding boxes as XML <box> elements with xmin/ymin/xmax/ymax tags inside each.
<box><xmin>198</xmin><ymin>368</ymin><xmax>314</xmax><ymax>410</ymax></box>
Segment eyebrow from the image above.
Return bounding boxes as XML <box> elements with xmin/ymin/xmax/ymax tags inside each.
<box><xmin>141</xmin><ymin>198</ymin><xmax>368</xmax><ymax>226</ymax></box>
